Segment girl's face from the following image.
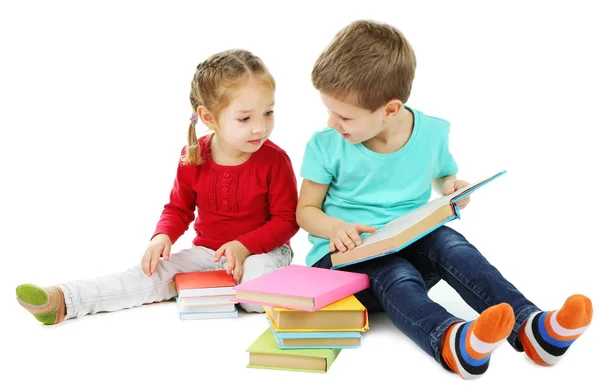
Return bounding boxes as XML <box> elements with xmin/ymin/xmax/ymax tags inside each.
<box><xmin>215</xmin><ymin>80</ymin><xmax>275</xmax><ymax>154</ymax></box>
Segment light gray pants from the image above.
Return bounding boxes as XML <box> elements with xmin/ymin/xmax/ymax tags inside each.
<box><xmin>58</xmin><ymin>245</ymin><xmax>293</xmax><ymax>320</ymax></box>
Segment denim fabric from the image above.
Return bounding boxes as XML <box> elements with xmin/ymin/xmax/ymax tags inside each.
<box><xmin>312</xmin><ymin>226</ymin><xmax>539</xmax><ymax>367</ymax></box>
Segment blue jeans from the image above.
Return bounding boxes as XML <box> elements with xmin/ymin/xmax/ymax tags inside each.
<box><xmin>312</xmin><ymin>226</ymin><xmax>540</xmax><ymax>369</ymax></box>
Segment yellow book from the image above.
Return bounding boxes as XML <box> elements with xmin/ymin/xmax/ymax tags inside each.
<box><xmin>265</xmin><ymin>295</ymin><xmax>369</xmax><ymax>332</ymax></box>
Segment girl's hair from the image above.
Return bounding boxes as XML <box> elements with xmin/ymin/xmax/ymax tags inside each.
<box><xmin>183</xmin><ymin>49</ymin><xmax>275</xmax><ymax>165</ymax></box>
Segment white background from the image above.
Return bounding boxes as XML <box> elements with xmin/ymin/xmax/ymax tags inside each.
<box><xmin>1</xmin><ymin>1</ymin><xmax>598</xmax><ymax>390</ymax></box>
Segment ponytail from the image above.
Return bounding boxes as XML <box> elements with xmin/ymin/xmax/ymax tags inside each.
<box><xmin>182</xmin><ymin>116</ymin><xmax>201</xmax><ymax>165</ymax></box>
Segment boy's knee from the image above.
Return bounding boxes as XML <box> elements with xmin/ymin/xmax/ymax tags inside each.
<box><xmin>429</xmin><ymin>226</ymin><xmax>468</xmax><ymax>250</ymax></box>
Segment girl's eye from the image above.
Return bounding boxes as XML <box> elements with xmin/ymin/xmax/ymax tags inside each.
<box><xmin>340</xmin><ymin>116</ymin><xmax>349</xmax><ymax>122</ymax></box>
<box><xmin>265</xmin><ymin>110</ymin><xmax>274</xmax><ymax>116</ymax></box>
<box><xmin>238</xmin><ymin>117</ymin><xmax>250</xmax><ymax>123</ymax></box>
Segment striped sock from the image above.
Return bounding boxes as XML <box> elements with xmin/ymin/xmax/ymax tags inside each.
<box><xmin>442</xmin><ymin>303</ymin><xmax>515</xmax><ymax>380</ymax></box>
<box><xmin>518</xmin><ymin>294</ymin><xmax>592</xmax><ymax>366</ymax></box>
<box><xmin>16</xmin><ymin>284</ymin><xmax>65</xmax><ymax>325</ymax></box>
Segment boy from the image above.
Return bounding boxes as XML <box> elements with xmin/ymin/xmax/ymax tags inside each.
<box><xmin>296</xmin><ymin>20</ymin><xmax>592</xmax><ymax>379</ymax></box>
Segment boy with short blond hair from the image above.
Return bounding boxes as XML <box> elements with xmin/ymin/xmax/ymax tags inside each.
<box><xmin>297</xmin><ymin>20</ymin><xmax>592</xmax><ymax>379</ymax></box>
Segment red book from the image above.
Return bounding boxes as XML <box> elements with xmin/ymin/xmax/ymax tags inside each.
<box><xmin>174</xmin><ymin>270</ymin><xmax>236</xmax><ymax>298</ymax></box>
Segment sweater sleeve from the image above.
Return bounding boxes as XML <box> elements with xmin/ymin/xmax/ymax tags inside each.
<box><xmin>235</xmin><ymin>151</ymin><xmax>299</xmax><ymax>254</ymax></box>
<box><xmin>152</xmin><ymin>154</ymin><xmax>197</xmax><ymax>244</ymax></box>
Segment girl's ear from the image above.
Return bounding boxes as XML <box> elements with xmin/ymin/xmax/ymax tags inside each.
<box><xmin>197</xmin><ymin>106</ymin><xmax>217</xmax><ymax>130</ymax></box>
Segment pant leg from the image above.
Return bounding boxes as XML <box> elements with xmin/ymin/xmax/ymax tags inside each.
<box><xmin>59</xmin><ymin>246</ymin><xmax>218</xmax><ymax>320</ymax></box>
<box><xmin>401</xmin><ymin>225</ymin><xmax>541</xmax><ymax>351</ymax></box>
<box><xmin>237</xmin><ymin>245</ymin><xmax>293</xmax><ymax>313</ymax></box>
<box><xmin>313</xmin><ymin>252</ymin><xmax>462</xmax><ymax>367</ymax></box>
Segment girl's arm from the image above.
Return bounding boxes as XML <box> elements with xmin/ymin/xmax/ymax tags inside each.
<box><xmin>152</xmin><ymin>155</ymin><xmax>197</xmax><ymax>244</ymax></box>
<box><xmin>235</xmin><ymin>151</ymin><xmax>299</xmax><ymax>254</ymax></box>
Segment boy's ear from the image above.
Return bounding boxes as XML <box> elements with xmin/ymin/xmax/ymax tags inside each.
<box><xmin>197</xmin><ymin>105</ymin><xmax>218</xmax><ymax>130</ymax></box>
<box><xmin>384</xmin><ymin>99</ymin><xmax>403</xmax><ymax>118</ymax></box>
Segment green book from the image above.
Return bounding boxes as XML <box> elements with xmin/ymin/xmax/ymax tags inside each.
<box><xmin>246</xmin><ymin>328</ymin><xmax>341</xmax><ymax>373</ymax></box>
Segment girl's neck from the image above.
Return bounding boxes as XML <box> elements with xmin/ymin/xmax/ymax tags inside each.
<box><xmin>209</xmin><ymin>133</ymin><xmax>252</xmax><ymax>166</ymax></box>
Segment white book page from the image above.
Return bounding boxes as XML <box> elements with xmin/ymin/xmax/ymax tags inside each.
<box><xmin>354</xmin><ymin>172</ymin><xmax>502</xmax><ymax>248</ymax></box>
<box><xmin>356</xmin><ymin>195</ymin><xmax>453</xmax><ymax>247</ymax></box>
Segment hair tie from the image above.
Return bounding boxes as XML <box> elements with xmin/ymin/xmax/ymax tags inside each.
<box><xmin>190</xmin><ymin>112</ymin><xmax>198</xmax><ymax>124</ymax></box>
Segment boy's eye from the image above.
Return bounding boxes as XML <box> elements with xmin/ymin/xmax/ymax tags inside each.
<box><xmin>238</xmin><ymin>117</ymin><xmax>250</xmax><ymax>123</ymax></box>
<box><xmin>265</xmin><ymin>110</ymin><xmax>274</xmax><ymax>116</ymax></box>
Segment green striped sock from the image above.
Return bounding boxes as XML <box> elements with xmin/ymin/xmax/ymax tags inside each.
<box><xmin>16</xmin><ymin>284</ymin><xmax>65</xmax><ymax>325</ymax></box>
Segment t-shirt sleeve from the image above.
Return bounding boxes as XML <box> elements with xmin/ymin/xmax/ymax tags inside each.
<box><xmin>438</xmin><ymin>128</ymin><xmax>459</xmax><ymax>177</ymax></box>
<box><xmin>300</xmin><ymin>133</ymin><xmax>333</xmax><ymax>184</ymax></box>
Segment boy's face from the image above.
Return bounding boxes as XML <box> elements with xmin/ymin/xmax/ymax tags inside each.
<box><xmin>320</xmin><ymin>93</ymin><xmax>385</xmax><ymax>144</ymax></box>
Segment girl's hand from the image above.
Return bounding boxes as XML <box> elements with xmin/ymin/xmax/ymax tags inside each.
<box><xmin>214</xmin><ymin>240</ymin><xmax>251</xmax><ymax>284</ymax></box>
<box><xmin>442</xmin><ymin>179</ymin><xmax>471</xmax><ymax>209</ymax></box>
<box><xmin>329</xmin><ymin>221</ymin><xmax>377</xmax><ymax>253</ymax></box>
<box><xmin>141</xmin><ymin>234</ymin><xmax>172</xmax><ymax>277</ymax></box>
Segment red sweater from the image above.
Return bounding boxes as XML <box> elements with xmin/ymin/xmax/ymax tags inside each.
<box><xmin>153</xmin><ymin>135</ymin><xmax>299</xmax><ymax>254</ymax></box>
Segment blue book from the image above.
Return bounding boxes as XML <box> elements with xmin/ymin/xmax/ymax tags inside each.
<box><xmin>268</xmin><ymin>321</ymin><xmax>362</xmax><ymax>349</ymax></box>
<box><xmin>331</xmin><ymin>170</ymin><xmax>506</xmax><ymax>269</ymax></box>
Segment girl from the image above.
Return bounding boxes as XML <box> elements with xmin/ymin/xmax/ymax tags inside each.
<box><xmin>16</xmin><ymin>49</ymin><xmax>299</xmax><ymax>325</ymax></box>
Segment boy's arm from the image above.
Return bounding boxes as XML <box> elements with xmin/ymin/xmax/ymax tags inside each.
<box><xmin>297</xmin><ymin>179</ymin><xmax>376</xmax><ymax>252</ymax></box>
<box><xmin>296</xmin><ymin>179</ymin><xmax>343</xmax><ymax>239</ymax></box>
<box><xmin>433</xmin><ymin>174</ymin><xmax>471</xmax><ymax>209</ymax></box>
<box><xmin>433</xmin><ymin>175</ymin><xmax>457</xmax><ymax>196</ymax></box>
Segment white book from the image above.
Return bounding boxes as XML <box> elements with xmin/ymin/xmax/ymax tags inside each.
<box><xmin>177</xmin><ymin>295</ymin><xmax>237</xmax><ymax>306</ymax></box>
<box><xmin>180</xmin><ymin>307</ymin><xmax>238</xmax><ymax>320</ymax></box>
<box><xmin>176</xmin><ymin>298</ymin><xmax>236</xmax><ymax>314</ymax></box>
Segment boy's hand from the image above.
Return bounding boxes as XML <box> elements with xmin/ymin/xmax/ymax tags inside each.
<box><xmin>214</xmin><ymin>240</ymin><xmax>251</xmax><ymax>284</ymax></box>
<box><xmin>442</xmin><ymin>179</ymin><xmax>471</xmax><ymax>210</ymax></box>
<box><xmin>141</xmin><ymin>234</ymin><xmax>172</xmax><ymax>277</ymax></box>
<box><xmin>329</xmin><ymin>221</ymin><xmax>377</xmax><ymax>253</ymax></box>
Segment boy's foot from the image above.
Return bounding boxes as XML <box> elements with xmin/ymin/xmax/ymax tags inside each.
<box><xmin>16</xmin><ymin>284</ymin><xmax>66</xmax><ymax>325</ymax></box>
<box><xmin>519</xmin><ymin>294</ymin><xmax>592</xmax><ymax>366</ymax></box>
<box><xmin>442</xmin><ymin>303</ymin><xmax>515</xmax><ymax>380</ymax></box>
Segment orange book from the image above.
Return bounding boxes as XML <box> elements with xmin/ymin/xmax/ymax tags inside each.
<box><xmin>174</xmin><ymin>270</ymin><xmax>236</xmax><ymax>297</ymax></box>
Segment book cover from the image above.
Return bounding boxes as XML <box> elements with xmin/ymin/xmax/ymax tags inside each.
<box><xmin>176</xmin><ymin>297</ymin><xmax>236</xmax><ymax>314</ymax></box>
<box><xmin>247</xmin><ymin>328</ymin><xmax>341</xmax><ymax>373</ymax></box>
<box><xmin>179</xmin><ymin>306</ymin><xmax>238</xmax><ymax>320</ymax></box>
<box><xmin>233</xmin><ymin>265</ymin><xmax>370</xmax><ymax>311</ymax></box>
<box><xmin>331</xmin><ymin>170</ymin><xmax>506</xmax><ymax>268</ymax></box>
<box><xmin>265</xmin><ymin>295</ymin><xmax>369</xmax><ymax>331</ymax></box>
<box><xmin>268</xmin><ymin>322</ymin><xmax>362</xmax><ymax>350</ymax></box>
<box><xmin>178</xmin><ymin>294</ymin><xmax>237</xmax><ymax>306</ymax></box>
<box><xmin>174</xmin><ymin>270</ymin><xmax>236</xmax><ymax>297</ymax></box>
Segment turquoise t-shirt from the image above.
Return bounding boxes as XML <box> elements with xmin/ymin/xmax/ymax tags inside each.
<box><xmin>300</xmin><ymin>107</ymin><xmax>459</xmax><ymax>266</ymax></box>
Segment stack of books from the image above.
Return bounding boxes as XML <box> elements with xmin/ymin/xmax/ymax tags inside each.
<box><xmin>265</xmin><ymin>294</ymin><xmax>368</xmax><ymax>350</ymax></box>
<box><xmin>234</xmin><ymin>264</ymin><xmax>370</xmax><ymax>373</ymax></box>
<box><xmin>174</xmin><ymin>270</ymin><xmax>238</xmax><ymax>320</ymax></box>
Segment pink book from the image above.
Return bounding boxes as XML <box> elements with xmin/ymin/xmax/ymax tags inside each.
<box><xmin>233</xmin><ymin>264</ymin><xmax>370</xmax><ymax>311</ymax></box>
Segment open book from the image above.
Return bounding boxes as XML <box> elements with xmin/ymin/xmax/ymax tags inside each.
<box><xmin>330</xmin><ymin>170</ymin><xmax>506</xmax><ymax>269</ymax></box>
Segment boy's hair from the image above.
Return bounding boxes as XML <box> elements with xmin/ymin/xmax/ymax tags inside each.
<box><xmin>312</xmin><ymin>20</ymin><xmax>416</xmax><ymax>112</ymax></box>
<box><xmin>184</xmin><ymin>49</ymin><xmax>275</xmax><ymax>165</ymax></box>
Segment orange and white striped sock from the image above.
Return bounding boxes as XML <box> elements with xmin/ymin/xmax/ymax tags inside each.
<box><xmin>442</xmin><ymin>303</ymin><xmax>515</xmax><ymax>380</ymax></box>
<box><xmin>519</xmin><ymin>294</ymin><xmax>592</xmax><ymax>366</ymax></box>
